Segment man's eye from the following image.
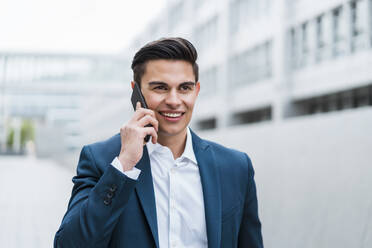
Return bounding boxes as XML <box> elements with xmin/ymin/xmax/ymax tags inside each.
<box><xmin>180</xmin><ymin>85</ymin><xmax>192</xmax><ymax>91</ymax></box>
<box><xmin>154</xmin><ymin>86</ymin><xmax>167</xmax><ymax>90</ymax></box>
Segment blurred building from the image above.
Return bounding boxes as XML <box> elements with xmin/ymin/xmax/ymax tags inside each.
<box><xmin>0</xmin><ymin>52</ymin><xmax>130</xmax><ymax>164</ymax></box>
<box><xmin>129</xmin><ymin>0</ymin><xmax>372</xmax><ymax>129</ymax></box>
<box><xmin>0</xmin><ymin>0</ymin><xmax>371</xmax><ymax>246</ymax></box>
<box><xmin>125</xmin><ymin>0</ymin><xmax>372</xmax><ymax>247</ymax></box>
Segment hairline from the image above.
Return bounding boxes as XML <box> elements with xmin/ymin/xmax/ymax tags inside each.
<box><xmin>135</xmin><ymin>58</ymin><xmax>198</xmax><ymax>86</ymax></box>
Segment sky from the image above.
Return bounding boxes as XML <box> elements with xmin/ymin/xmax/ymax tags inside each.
<box><xmin>0</xmin><ymin>0</ymin><xmax>166</xmax><ymax>54</ymax></box>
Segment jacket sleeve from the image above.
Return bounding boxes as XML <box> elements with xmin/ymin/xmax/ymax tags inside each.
<box><xmin>238</xmin><ymin>154</ymin><xmax>264</xmax><ymax>248</ymax></box>
<box><xmin>54</xmin><ymin>145</ymin><xmax>137</xmax><ymax>248</ymax></box>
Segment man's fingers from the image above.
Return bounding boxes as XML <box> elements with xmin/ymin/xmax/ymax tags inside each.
<box><xmin>137</xmin><ymin>115</ymin><xmax>159</xmax><ymax>131</ymax></box>
<box><xmin>133</xmin><ymin>107</ymin><xmax>156</xmax><ymax>121</ymax></box>
<box><xmin>143</xmin><ymin>127</ymin><xmax>158</xmax><ymax>143</ymax></box>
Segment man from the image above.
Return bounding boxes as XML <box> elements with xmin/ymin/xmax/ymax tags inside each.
<box><xmin>54</xmin><ymin>37</ymin><xmax>263</xmax><ymax>248</ymax></box>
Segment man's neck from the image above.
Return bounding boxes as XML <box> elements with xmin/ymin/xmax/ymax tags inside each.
<box><xmin>157</xmin><ymin>129</ymin><xmax>187</xmax><ymax>159</ymax></box>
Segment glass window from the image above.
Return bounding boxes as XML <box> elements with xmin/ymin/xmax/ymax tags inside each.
<box><xmin>300</xmin><ymin>22</ymin><xmax>309</xmax><ymax>67</ymax></box>
<box><xmin>229</xmin><ymin>0</ymin><xmax>240</xmax><ymax>34</ymax></box>
<box><xmin>316</xmin><ymin>15</ymin><xmax>324</xmax><ymax>62</ymax></box>
<box><xmin>194</xmin><ymin>16</ymin><xmax>218</xmax><ymax>51</ymax></box>
<box><xmin>350</xmin><ymin>0</ymin><xmax>368</xmax><ymax>51</ymax></box>
<box><xmin>290</xmin><ymin>28</ymin><xmax>298</xmax><ymax>69</ymax></box>
<box><xmin>200</xmin><ymin>66</ymin><xmax>217</xmax><ymax>96</ymax></box>
<box><xmin>229</xmin><ymin>40</ymin><xmax>272</xmax><ymax>86</ymax></box>
<box><xmin>264</xmin><ymin>41</ymin><xmax>272</xmax><ymax>77</ymax></box>
<box><xmin>370</xmin><ymin>0</ymin><xmax>372</xmax><ymax>46</ymax></box>
<box><xmin>332</xmin><ymin>6</ymin><xmax>347</xmax><ymax>56</ymax></box>
<box><xmin>229</xmin><ymin>0</ymin><xmax>250</xmax><ymax>34</ymax></box>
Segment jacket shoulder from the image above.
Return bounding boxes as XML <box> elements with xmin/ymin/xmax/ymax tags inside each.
<box><xmin>81</xmin><ymin>133</ymin><xmax>121</xmax><ymax>169</ymax></box>
<box><xmin>204</xmin><ymin>138</ymin><xmax>251</xmax><ymax>166</ymax></box>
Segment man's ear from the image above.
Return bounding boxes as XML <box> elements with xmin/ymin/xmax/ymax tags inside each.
<box><xmin>195</xmin><ymin>81</ymin><xmax>200</xmax><ymax>95</ymax></box>
<box><xmin>131</xmin><ymin>81</ymin><xmax>135</xmax><ymax>89</ymax></box>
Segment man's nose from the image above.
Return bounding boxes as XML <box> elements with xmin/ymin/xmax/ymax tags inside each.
<box><xmin>165</xmin><ymin>89</ymin><xmax>182</xmax><ymax>107</ymax></box>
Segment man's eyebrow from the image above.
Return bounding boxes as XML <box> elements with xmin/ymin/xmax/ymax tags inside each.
<box><xmin>148</xmin><ymin>81</ymin><xmax>167</xmax><ymax>86</ymax></box>
<box><xmin>148</xmin><ymin>81</ymin><xmax>196</xmax><ymax>86</ymax></box>
<box><xmin>180</xmin><ymin>81</ymin><xmax>196</xmax><ymax>86</ymax></box>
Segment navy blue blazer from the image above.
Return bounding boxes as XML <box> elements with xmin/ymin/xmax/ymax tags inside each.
<box><xmin>54</xmin><ymin>130</ymin><xmax>263</xmax><ymax>247</ymax></box>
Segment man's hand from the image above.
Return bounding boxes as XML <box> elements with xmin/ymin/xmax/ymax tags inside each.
<box><xmin>118</xmin><ymin>102</ymin><xmax>158</xmax><ymax>171</ymax></box>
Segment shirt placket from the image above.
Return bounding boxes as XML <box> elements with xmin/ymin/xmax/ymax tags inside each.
<box><xmin>168</xmin><ymin>160</ymin><xmax>180</xmax><ymax>248</ymax></box>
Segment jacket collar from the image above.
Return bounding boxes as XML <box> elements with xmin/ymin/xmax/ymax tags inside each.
<box><xmin>134</xmin><ymin>146</ymin><xmax>160</xmax><ymax>248</ymax></box>
<box><xmin>191</xmin><ymin>129</ymin><xmax>222</xmax><ymax>248</ymax></box>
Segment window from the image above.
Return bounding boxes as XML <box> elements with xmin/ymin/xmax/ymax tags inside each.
<box><xmin>229</xmin><ymin>0</ymin><xmax>240</xmax><ymax>34</ymax></box>
<box><xmin>316</xmin><ymin>15</ymin><xmax>325</xmax><ymax>62</ymax></box>
<box><xmin>200</xmin><ymin>66</ymin><xmax>218</xmax><ymax>96</ymax></box>
<box><xmin>264</xmin><ymin>41</ymin><xmax>273</xmax><ymax>77</ymax></box>
<box><xmin>370</xmin><ymin>0</ymin><xmax>372</xmax><ymax>46</ymax></box>
<box><xmin>194</xmin><ymin>16</ymin><xmax>218</xmax><ymax>50</ymax></box>
<box><xmin>332</xmin><ymin>6</ymin><xmax>347</xmax><ymax>57</ymax></box>
<box><xmin>292</xmin><ymin>84</ymin><xmax>372</xmax><ymax>116</ymax></box>
<box><xmin>231</xmin><ymin>107</ymin><xmax>272</xmax><ymax>125</ymax></box>
<box><xmin>197</xmin><ymin>118</ymin><xmax>216</xmax><ymax>130</ymax></box>
<box><xmin>350</xmin><ymin>0</ymin><xmax>368</xmax><ymax>51</ymax></box>
<box><xmin>300</xmin><ymin>22</ymin><xmax>309</xmax><ymax>67</ymax></box>
<box><xmin>229</xmin><ymin>41</ymin><xmax>272</xmax><ymax>86</ymax></box>
<box><xmin>290</xmin><ymin>28</ymin><xmax>299</xmax><ymax>69</ymax></box>
<box><xmin>229</xmin><ymin>0</ymin><xmax>249</xmax><ymax>34</ymax></box>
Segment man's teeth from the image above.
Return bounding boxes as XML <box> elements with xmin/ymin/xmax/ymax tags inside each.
<box><xmin>162</xmin><ymin>112</ymin><xmax>182</xmax><ymax>117</ymax></box>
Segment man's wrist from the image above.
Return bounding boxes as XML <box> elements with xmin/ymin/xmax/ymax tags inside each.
<box><xmin>111</xmin><ymin>157</ymin><xmax>141</xmax><ymax>180</ymax></box>
<box><xmin>118</xmin><ymin>153</ymin><xmax>137</xmax><ymax>172</ymax></box>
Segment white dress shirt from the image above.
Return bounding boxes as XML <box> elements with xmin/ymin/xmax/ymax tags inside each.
<box><xmin>111</xmin><ymin>128</ymin><xmax>208</xmax><ymax>248</ymax></box>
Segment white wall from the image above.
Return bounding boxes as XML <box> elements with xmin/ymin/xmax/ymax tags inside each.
<box><xmin>199</xmin><ymin>107</ymin><xmax>372</xmax><ymax>247</ymax></box>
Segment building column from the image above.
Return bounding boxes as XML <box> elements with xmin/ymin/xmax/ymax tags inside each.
<box><xmin>216</xmin><ymin>0</ymin><xmax>230</xmax><ymax>129</ymax></box>
<box><xmin>272</xmin><ymin>0</ymin><xmax>293</xmax><ymax>122</ymax></box>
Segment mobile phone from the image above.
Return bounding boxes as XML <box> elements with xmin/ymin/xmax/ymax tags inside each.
<box><xmin>131</xmin><ymin>82</ymin><xmax>152</xmax><ymax>142</ymax></box>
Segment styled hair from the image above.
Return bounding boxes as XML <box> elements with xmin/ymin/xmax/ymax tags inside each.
<box><xmin>131</xmin><ymin>37</ymin><xmax>199</xmax><ymax>85</ymax></box>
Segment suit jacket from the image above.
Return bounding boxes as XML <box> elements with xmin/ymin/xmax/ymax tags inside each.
<box><xmin>54</xmin><ymin>129</ymin><xmax>263</xmax><ymax>248</ymax></box>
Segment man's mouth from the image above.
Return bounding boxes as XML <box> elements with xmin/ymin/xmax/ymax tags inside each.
<box><xmin>158</xmin><ymin>111</ymin><xmax>185</xmax><ymax>118</ymax></box>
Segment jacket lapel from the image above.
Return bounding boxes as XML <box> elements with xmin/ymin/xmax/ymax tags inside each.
<box><xmin>191</xmin><ymin>130</ymin><xmax>222</xmax><ymax>248</ymax></box>
<box><xmin>134</xmin><ymin>146</ymin><xmax>159</xmax><ymax>248</ymax></box>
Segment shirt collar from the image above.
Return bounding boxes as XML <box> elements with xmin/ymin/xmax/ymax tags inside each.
<box><xmin>146</xmin><ymin>127</ymin><xmax>197</xmax><ymax>164</ymax></box>
<box><xmin>183</xmin><ymin>127</ymin><xmax>197</xmax><ymax>164</ymax></box>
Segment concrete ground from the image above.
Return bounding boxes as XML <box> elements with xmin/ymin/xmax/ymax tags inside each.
<box><xmin>0</xmin><ymin>155</ymin><xmax>74</xmax><ymax>248</ymax></box>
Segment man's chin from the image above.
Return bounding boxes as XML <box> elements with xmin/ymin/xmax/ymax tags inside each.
<box><xmin>158</xmin><ymin>126</ymin><xmax>187</xmax><ymax>137</ymax></box>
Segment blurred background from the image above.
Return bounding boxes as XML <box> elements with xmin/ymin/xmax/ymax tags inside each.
<box><xmin>1</xmin><ymin>0</ymin><xmax>372</xmax><ymax>247</ymax></box>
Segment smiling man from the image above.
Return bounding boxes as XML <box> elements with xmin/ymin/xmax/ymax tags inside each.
<box><xmin>54</xmin><ymin>38</ymin><xmax>263</xmax><ymax>248</ymax></box>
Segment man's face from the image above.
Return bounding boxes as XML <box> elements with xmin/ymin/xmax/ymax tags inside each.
<box><xmin>133</xmin><ymin>59</ymin><xmax>200</xmax><ymax>139</ymax></box>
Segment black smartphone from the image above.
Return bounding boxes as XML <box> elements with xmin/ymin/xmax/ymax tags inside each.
<box><xmin>130</xmin><ymin>82</ymin><xmax>152</xmax><ymax>142</ymax></box>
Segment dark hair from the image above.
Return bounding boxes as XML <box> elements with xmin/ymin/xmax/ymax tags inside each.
<box><xmin>131</xmin><ymin>37</ymin><xmax>199</xmax><ymax>85</ymax></box>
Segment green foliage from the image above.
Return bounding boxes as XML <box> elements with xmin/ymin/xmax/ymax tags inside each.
<box><xmin>6</xmin><ymin>127</ymin><xmax>14</xmax><ymax>149</ymax></box>
<box><xmin>20</xmin><ymin>119</ymin><xmax>35</xmax><ymax>147</ymax></box>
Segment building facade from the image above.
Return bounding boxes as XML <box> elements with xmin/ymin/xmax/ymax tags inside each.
<box><xmin>130</xmin><ymin>0</ymin><xmax>372</xmax><ymax>129</ymax></box>
<box><xmin>0</xmin><ymin>52</ymin><xmax>130</xmax><ymax>163</ymax></box>
<box><xmin>127</xmin><ymin>0</ymin><xmax>372</xmax><ymax>247</ymax></box>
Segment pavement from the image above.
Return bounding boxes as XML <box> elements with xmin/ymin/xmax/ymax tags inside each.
<box><xmin>0</xmin><ymin>155</ymin><xmax>74</xmax><ymax>248</ymax></box>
